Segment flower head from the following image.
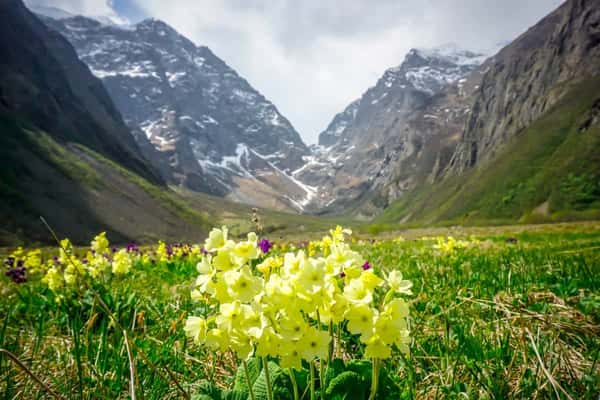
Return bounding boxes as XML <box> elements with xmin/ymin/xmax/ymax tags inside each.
<box><xmin>259</xmin><ymin>239</ymin><xmax>272</xmax><ymax>253</ymax></box>
<box><xmin>5</xmin><ymin>266</ymin><xmax>26</xmax><ymax>284</ymax></box>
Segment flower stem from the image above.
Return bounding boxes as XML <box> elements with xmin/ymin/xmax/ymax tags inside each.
<box><xmin>310</xmin><ymin>361</ymin><xmax>316</xmax><ymax>400</ymax></box>
<box><xmin>263</xmin><ymin>357</ymin><xmax>273</xmax><ymax>400</ymax></box>
<box><xmin>289</xmin><ymin>368</ymin><xmax>299</xmax><ymax>400</ymax></box>
<box><xmin>319</xmin><ymin>359</ymin><xmax>324</xmax><ymax>397</ymax></box>
<box><xmin>243</xmin><ymin>359</ymin><xmax>256</xmax><ymax>400</ymax></box>
<box><xmin>336</xmin><ymin>322</ymin><xmax>342</xmax><ymax>358</ymax></box>
<box><xmin>368</xmin><ymin>358</ymin><xmax>379</xmax><ymax>400</ymax></box>
<box><xmin>328</xmin><ymin>320</ymin><xmax>334</xmax><ymax>364</ymax></box>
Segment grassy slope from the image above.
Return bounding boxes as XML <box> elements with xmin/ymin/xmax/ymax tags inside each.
<box><xmin>376</xmin><ymin>77</ymin><xmax>600</xmax><ymax>227</ymax></box>
<box><xmin>0</xmin><ymin>116</ymin><xmax>212</xmax><ymax>245</ymax></box>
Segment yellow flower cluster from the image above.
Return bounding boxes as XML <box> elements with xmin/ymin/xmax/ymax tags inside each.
<box><xmin>41</xmin><ymin>233</ymin><xmax>136</xmax><ymax>295</ymax></box>
<box><xmin>185</xmin><ymin>226</ymin><xmax>412</xmax><ymax>368</ymax></box>
<box><xmin>432</xmin><ymin>235</ymin><xmax>480</xmax><ymax>254</ymax></box>
<box><xmin>6</xmin><ymin>247</ymin><xmax>43</xmax><ymax>273</ymax></box>
<box><xmin>155</xmin><ymin>240</ymin><xmax>204</xmax><ymax>262</ymax></box>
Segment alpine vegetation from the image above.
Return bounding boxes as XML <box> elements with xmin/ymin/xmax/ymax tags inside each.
<box><xmin>185</xmin><ymin>226</ymin><xmax>412</xmax><ymax>399</ymax></box>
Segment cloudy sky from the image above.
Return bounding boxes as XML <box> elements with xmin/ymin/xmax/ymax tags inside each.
<box><xmin>26</xmin><ymin>0</ymin><xmax>564</xmax><ymax>144</ymax></box>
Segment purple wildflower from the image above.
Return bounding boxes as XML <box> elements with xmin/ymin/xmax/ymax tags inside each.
<box><xmin>5</xmin><ymin>266</ymin><xmax>26</xmax><ymax>284</ymax></box>
<box><xmin>259</xmin><ymin>239</ymin><xmax>272</xmax><ymax>254</ymax></box>
<box><xmin>4</xmin><ymin>257</ymin><xmax>27</xmax><ymax>284</ymax></box>
<box><xmin>126</xmin><ymin>243</ymin><xmax>139</xmax><ymax>253</ymax></box>
<box><xmin>362</xmin><ymin>261</ymin><xmax>371</xmax><ymax>271</ymax></box>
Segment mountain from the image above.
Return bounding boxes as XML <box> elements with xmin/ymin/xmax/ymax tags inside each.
<box><xmin>40</xmin><ymin>14</ymin><xmax>315</xmax><ymax>212</ymax></box>
<box><xmin>303</xmin><ymin>0</ymin><xmax>600</xmax><ymax>225</ymax></box>
<box><xmin>0</xmin><ymin>0</ymin><xmax>210</xmax><ymax>244</ymax></box>
<box><xmin>448</xmin><ymin>0</ymin><xmax>600</xmax><ymax>171</ymax></box>
<box><xmin>298</xmin><ymin>44</ymin><xmax>488</xmax><ymax>215</ymax></box>
<box><xmin>377</xmin><ymin>0</ymin><xmax>600</xmax><ymax>224</ymax></box>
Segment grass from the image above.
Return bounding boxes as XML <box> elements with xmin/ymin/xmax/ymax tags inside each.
<box><xmin>1</xmin><ymin>222</ymin><xmax>598</xmax><ymax>399</ymax></box>
<box><xmin>377</xmin><ymin>77</ymin><xmax>600</xmax><ymax>226</ymax></box>
<box><xmin>73</xmin><ymin>144</ymin><xmax>212</xmax><ymax>230</ymax></box>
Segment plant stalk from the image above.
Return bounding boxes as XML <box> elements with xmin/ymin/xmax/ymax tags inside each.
<box><xmin>263</xmin><ymin>357</ymin><xmax>273</xmax><ymax>400</ymax></box>
<box><xmin>289</xmin><ymin>368</ymin><xmax>299</xmax><ymax>400</ymax></box>
<box><xmin>123</xmin><ymin>330</ymin><xmax>137</xmax><ymax>400</ymax></box>
<box><xmin>310</xmin><ymin>361</ymin><xmax>316</xmax><ymax>400</ymax></box>
<box><xmin>243</xmin><ymin>359</ymin><xmax>256</xmax><ymax>400</ymax></box>
<box><xmin>319</xmin><ymin>358</ymin><xmax>324</xmax><ymax>397</ymax></box>
<box><xmin>328</xmin><ymin>320</ymin><xmax>334</xmax><ymax>364</ymax></box>
<box><xmin>336</xmin><ymin>322</ymin><xmax>342</xmax><ymax>358</ymax></box>
<box><xmin>368</xmin><ymin>358</ymin><xmax>379</xmax><ymax>400</ymax></box>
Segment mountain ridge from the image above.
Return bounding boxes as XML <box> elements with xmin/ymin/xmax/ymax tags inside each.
<box><xmin>0</xmin><ymin>0</ymin><xmax>214</xmax><ymax>245</ymax></box>
<box><xmin>378</xmin><ymin>0</ymin><xmax>600</xmax><ymax>224</ymax></box>
<box><xmin>40</xmin><ymin>12</ymin><xmax>315</xmax><ymax>212</ymax></box>
<box><xmin>297</xmin><ymin>43</ymin><xmax>489</xmax><ymax>215</ymax></box>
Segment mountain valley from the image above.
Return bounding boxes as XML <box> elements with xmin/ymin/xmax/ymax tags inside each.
<box><xmin>1</xmin><ymin>0</ymin><xmax>599</xmax><ymax>244</ymax></box>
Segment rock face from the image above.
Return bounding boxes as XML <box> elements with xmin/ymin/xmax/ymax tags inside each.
<box><xmin>448</xmin><ymin>0</ymin><xmax>600</xmax><ymax>172</ymax></box>
<box><xmin>298</xmin><ymin>45</ymin><xmax>488</xmax><ymax>216</ymax></box>
<box><xmin>41</xmin><ymin>14</ymin><xmax>314</xmax><ymax>211</ymax></box>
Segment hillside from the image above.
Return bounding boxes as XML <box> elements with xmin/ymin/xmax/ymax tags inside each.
<box><xmin>377</xmin><ymin>76</ymin><xmax>600</xmax><ymax>225</ymax></box>
<box><xmin>0</xmin><ymin>0</ymin><xmax>210</xmax><ymax>244</ymax></box>
<box><xmin>375</xmin><ymin>0</ymin><xmax>600</xmax><ymax>225</ymax></box>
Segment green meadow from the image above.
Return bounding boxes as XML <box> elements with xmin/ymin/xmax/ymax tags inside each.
<box><xmin>1</xmin><ymin>222</ymin><xmax>599</xmax><ymax>399</ymax></box>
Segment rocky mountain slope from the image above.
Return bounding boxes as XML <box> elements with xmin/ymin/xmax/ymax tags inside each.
<box><xmin>298</xmin><ymin>44</ymin><xmax>489</xmax><ymax>216</ymax></box>
<box><xmin>0</xmin><ymin>0</ymin><xmax>211</xmax><ymax>244</ymax></box>
<box><xmin>378</xmin><ymin>0</ymin><xmax>600</xmax><ymax>224</ymax></box>
<box><xmin>302</xmin><ymin>0</ymin><xmax>600</xmax><ymax>224</ymax></box>
<box><xmin>448</xmin><ymin>0</ymin><xmax>600</xmax><ymax>172</ymax></box>
<box><xmin>40</xmin><ymin>14</ymin><xmax>314</xmax><ymax>212</ymax></box>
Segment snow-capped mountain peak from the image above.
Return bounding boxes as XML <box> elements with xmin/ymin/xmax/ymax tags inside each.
<box><xmin>297</xmin><ymin>44</ymin><xmax>488</xmax><ymax>212</ymax></box>
<box><xmin>383</xmin><ymin>44</ymin><xmax>487</xmax><ymax>95</ymax></box>
<box><xmin>410</xmin><ymin>43</ymin><xmax>488</xmax><ymax>66</ymax></box>
<box><xmin>40</xmin><ymin>12</ymin><xmax>313</xmax><ymax>212</ymax></box>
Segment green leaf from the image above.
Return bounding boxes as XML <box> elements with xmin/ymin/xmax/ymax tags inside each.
<box><xmin>233</xmin><ymin>357</ymin><xmax>261</xmax><ymax>394</ymax></box>
<box><xmin>197</xmin><ymin>381</ymin><xmax>222</xmax><ymax>400</ymax></box>
<box><xmin>325</xmin><ymin>371</ymin><xmax>366</xmax><ymax>400</ymax></box>
<box><xmin>192</xmin><ymin>395</ymin><xmax>216</xmax><ymax>400</ymax></box>
<box><xmin>346</xmin><ymin>360</ymin><xmax>372</xmax><ymax>387</ymax></box>
<box><xmin>222</xmin><ymin>389</ymin><xmax>249</xmax><ymax>400</ymax></box>
<box><xmin>252</xmin><ymin>360</ymin><xmax>293</xmax><ymax>400</ymax></box>
<box><xmin>324</xmin><ymin>358</ymin><xmax>345</xmax><ymax>387</ymax></box>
